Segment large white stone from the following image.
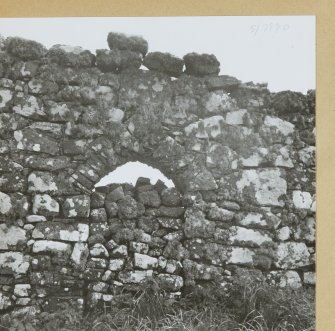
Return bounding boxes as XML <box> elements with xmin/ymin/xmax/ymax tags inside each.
<box><xmin>14</xmin><ymin>284</ymin><xmax>31</xmax><ymax>297</ymax></box>
<box><xmin>107</xmin><ymin>108</ymin><xmax>124</xmax><ymax>123</ymax></box>
<box><xmin>236</xmin><ymin>169</ymin><xmax>287</xmax><ymax>206</ymax></box>
<box><xmin>264</xmin><ymin>116</ymin><xmax>295</xmax><ymax>136</ymax></box>
<box><xmin>228</xmin><ymin>247</ymin><xmax>254</xmax><ymax>265</ymax></box>
<box><xmin>184</xmin><ymin>115</ymin><xmax>225</xmax><ymax>139</ymax></box>
<box><xmin>59</xmin><ymin>223</ymin><xmax>89</xmax><ymax>242</ymax></box>
<box><xmin>0</xmin><ymin>89</ymin><xmax>13</xmax><ymax>109</ymax></box>
<box><xmin>134</xmin><ymin>253</ymin><xmax>158</xmax><ymax>269</ymax></box>
<box><xmin>275</xmin><ymin>242</ymin><xmax>311</xmax><ymax>269</ymax></box>
<box><xmin>26</xmin><ymin>215</ymin><xmax>47</xmax><ymax>223</ymax></box>
<box><xmin>0</xmin><ymin>293</ymin><xmax>12</xmax><ymax>310</ymax></box>
<box><xmin>229</xmin><ymin>226</ymin><xmax>272</xmax><ymax>247</ymax></box>
<box><xmin>292</xmin><ymin>191</ymin><xmax>313</xmax><ymax>210</ymax></box>
<box><xmin>0</xmin><ymin>224</ymin><xmax>27</xmax><ymax>249</ymax></box>
<box><xmin>0</xmin><ymin>252</ymin><xmax>30</xmax><ymax>274</ymax></box>
<box><xmin>0</xmin><ymin>192</ymin><xmax>12</xmax><ymax>215</ymax></box>
<box><xmin>90</xmin><ymin>243</ymin><xmax>109</xmax><ymax>257</ymax></box>
<box><xmin>109</xmin><ymin>259</ymin><xmax>125</xmax><ymax>271</ymax></box>
<box><xmin>32</xmin><ymin>194</ymin><xmax>59</xmax><ymax>215</ymax></box>
<box><xmin>32</xmin><ymin>240</ymin><xmax>71</xmax><ymax>254</ymax></box>
<box><xmin>225</xmin><ymin>109</ymin><xmax>247</xmax><ymax>125</ymax></box>
<box><xmin>28</xmin><ymin>172</ymin><xmax>58</xmax><ymax>193</ymax></box>
<box><xmin>267</xmin><ymin>271</ymin><xmax>302</xmax><ymax>289</ymax></box>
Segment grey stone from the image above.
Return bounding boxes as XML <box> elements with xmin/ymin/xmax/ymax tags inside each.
<box><xmin>183</xmin><ymin>53</ymin><xmax>220</xmax><ymax>76</ymax></box>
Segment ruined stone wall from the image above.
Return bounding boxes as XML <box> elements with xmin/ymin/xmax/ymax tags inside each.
<box><xmin>0</xmin><ymin>33</ymin><xmax>315</xmax><ymax>315</ymax></box>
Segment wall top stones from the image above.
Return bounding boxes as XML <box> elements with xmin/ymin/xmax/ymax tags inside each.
<box><xmin>1</xmin><ymin>32</ymin><xmax>223</xmax><ymax>78</ymax></box>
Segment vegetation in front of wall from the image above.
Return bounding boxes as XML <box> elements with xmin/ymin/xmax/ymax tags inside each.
<box><xmin>0</xmin><ymin>278</ymin><xmax>315</xmax><ymax>331</ymax></box>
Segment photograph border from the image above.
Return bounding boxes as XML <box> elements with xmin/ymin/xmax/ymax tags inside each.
<box><xmin>0</xmin><ymin>1</ymin><xmax>331</xmax><ymax>329</ymax></box>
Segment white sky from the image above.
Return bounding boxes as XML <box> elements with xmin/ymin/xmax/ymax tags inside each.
<box><xmin>0</xmin><ymin>16</ymin><xmax>315</xmax><ymax>187</ymax></box>
<box><xmin>0</xmin><ymin>16</ymin><xmax>315</xmax><ymax>93</ymax></box>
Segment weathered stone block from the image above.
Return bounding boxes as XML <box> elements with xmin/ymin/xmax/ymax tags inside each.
<box><xmin>0</xmin><ymin>224</ymin><xmax>27</xmax><ymax>249</ymax></box>
<box><xmin>134</xmin><ymin>253</ymin><xmax>158</xmax><ymax>269</ymax></box>
<box><xmin>161</xmin><ymin>188</ymin><xmax>181</xmax><ymax>206</ymax></box>
<box><xmin>96</xmin><ymin>49</ymin><xmax>142</xmax><ymax>72</ymax></box>
<box><xmin>184</xmin><ymin>208</ymin><xmax>215</xmax><ymax>239</ymax></box>
<box><xmin>32</xmin><ymin>194</ymin><xmax>59</xmax><ymax>216</ymax></box>
<box><xmin>32</xmin><ymin>240</ymin><xmax>72</xmax><ymax>254</ymax></box>
<box><xmin>118</xmin><ymin>270</ymin><xmax>153</xmax><ymax>284</ymax></box>
<box><xmin>107</xmin><ymin>32</ymin><xmax>148</xmax><ymax>56</ymax></box>
<box><xmin>48</xmin><ymin>45</ymin><xmax>95</xmax><ymax>68</ymax></box>
<box><xmin>117</xmin><ymin>196</ymin><xmax>138</xmax><ymax>219</ymax></box>
<box><xmin>63</xmin><ymin>195</ymin><xmax>90</xmax><ymax>218</ymax></box>
<box><xmin>275</xmin><ymin>242</ymin><xmax>311</xmax><ymax>269</ymax></box>
<box><xmin>71</xmin><ymin>242</ymin><xmax>89</xmax><ymax>270</ymax></box>
<box><xmin>0</xmin><ymin>252</ymin><xmax>30</xmax><ymax>274</ymax></box>
<box><xmin>157</xmin><ymin>274</ymin><xmax>183</xmax><ymax>291</ymax></box>
<box><xmin>183</xmin><ymin>53</ymin><xmax>220</xmax><ymax>77</ymax></box>
<box><xmin>6</xmin><ymin>37</ymin><xmax>47</xmax><ymax>60</ymax></box>
<box><xmin>143</xmin><ymin>52</ymin><xmax>184</xmax><ymax>77</ymax></box>
<box><xmin>28</xmin><ymin>171</ymin><xmax>58</xmax><ymax>193</ymax></box>
<box><xmin>33</xmin><ymin>222</ymin><xmax>89</xmax><ymax>242</ymax></box>
<box><xmin>14</xmin><ymin>284</ymin><xmax>31</xmax><ymax>297</ymax></box>
<box><xmin>137</xmin><ymin>189</ymin><xmax>161</xmax><ymax>207</ymax></box>
<box><xmin>228</xmin><ymin>226</ymin><xmax>273</xmax><ymax>247</ymax></box>
<box><xmin>14</xmin><ymin>129</ymin><xmax>59</xmax><ymax>155</ymax></box>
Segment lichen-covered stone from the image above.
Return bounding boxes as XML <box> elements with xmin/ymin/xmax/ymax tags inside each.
<box><xmin>207</xmin><ymin>205</ymin><xmax>234</xmax><ymax>222</ymax></box>
<box><xmin>63</xmin><ymin>195</ymin><xmax>90</xmax><ymax>218</ymax></box>
<box><xmin>184</xmin><ymin>208</ymin><xmax>215</xmax><ymax>239</ymax></box>
<box><xmin>228</xmin><ymin>226</ymin><xmax>272</xmax><ymax>247</ymax></box>
<box><xmin>134</xmin><ymin>253</ymin><xmax>158</xmax><ymax>269</ymax></box>
<box><xmin>6</xmin><ymin>37</ymin><xmax>47</xmax><ymax>60</ymax></box>
<box><xmin>32</xmin><ymin>222</ymin><xmax>89</xmax><ymax>242</ymax></box>
<box><xmin>48</xmin><ymin>45</ymin><xmax>95</xmax><ymax>68</ymax></box>
<box><xmin>143</xmin><ymin>52</ymin><xmax>184</xmax><ymax>77</ymax></box>
<box><xmin>71</xmin><ymin>243</ymin><xmax>89</xmax><ymax>270</ymax></box>
<box><xmin>118</xmin><ymin>270</ymin><xmax>153</xmax><ymax>284</ymax></box>
<box><xmin>32</xmin><ymin>240</ymin><xmax>72</xmax><ymax>254</ymax></box>
<box><xmin>137</xmin><ymin>189</ymin><xmax>161</xmax><ymax>207</ymax></box>
<box><xmin>96</xmin><ymin>49</ymin><xmax>142</xmax><ymax>72</ymax></box>
<box><xmin>14</xmin><ymin>129</ymin><xmax>59</xmax><ymax>155</ymax></box>
<box><xmin>267</xmin><ymin>270</ymin><xmax>302</xmax><ymax>289</ymax></box>
<box><xmin>0</xmin><ymin>192</ymin><xmax>13</xmax><ymax>215</ymax></box>
<box><xmin>0</xmin><ymin>224</ymin><xmax>27</xmax><ymax>249</ymax></box>
<box><xmin>205</xmin><ymin>75</ymin><xmax>241</xmax><ymax>91</ymax></box>
<box><xmin>275</xmin><ymin>242</ymin><xmax>311</xmax><ymax>269</ymax></box>
<box><xmin>107</xmin><ymin>32</ymin><xmax>148</xmax><ymax>56</ymax></box>
<box><xmin>32</xmin><ymin>194</ymin><xmax>59</xmax><ymax>216</ymax></box>
<box><xmin>28</xmin><ymin>171</ymin><xmax>58</xmax><ymax>193</ymax></box>
<box><xmin>161</xmin><ymin>188</ymin><xmax>181</xmax><ymax>206</ymax></box>
<box><xmin>235</xmin><ymin>169</ymin><xmax>287</xmax><ymax>206</ymax></box>
<box><xmin>227</xmin><ymin>247</ymin><xmax>255</xmax><ymax>266</ymax></box>
<box><xmin>0</xmin><ymin>252</ymin><xmax>30</xmax><ymax>274</ymax></box>
<box><xmin>183</xmin><ymin>53</ymin><xmax>220</xmax><ymax>76</ymax></box>
<box><xmin>158</xmin><ymin>274</ymin><xmax>183</xmax><ymax>291</ymax></box>
<box><xmin>0</xmin><ymin>292</ymin><xmax>12</xmax><ymax>310</ymax></box>
<box><xmin>117</xmin><ymin>196</ymin><xmax>139</xmax><ymax>219</ymax></box>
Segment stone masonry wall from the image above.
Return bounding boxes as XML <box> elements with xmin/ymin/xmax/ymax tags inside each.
<box><xmin>0</xmin><ymin>32</ymin><xmax>315</xmax><ymax>315</ymax></box>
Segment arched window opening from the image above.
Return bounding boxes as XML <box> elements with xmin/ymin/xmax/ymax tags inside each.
<box><xmin>94</xmin><ymin>161</ymin><xmax>175</xmax><ymax>188</ymax></box>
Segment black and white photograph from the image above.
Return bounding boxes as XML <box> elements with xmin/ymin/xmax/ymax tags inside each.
<box><xmin>0</xmin><ymin>16</ymin><xmax>315</xmax><ymax>330</ymax></box>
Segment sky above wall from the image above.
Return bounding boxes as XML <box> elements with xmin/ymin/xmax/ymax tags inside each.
<box><xmin>0</xmin><ymin>16</ymin><xmax>315</xmax><ymax>187</ymax></box>
<box><xmin>0</xmin><ymin>16</ymin><xmax>315</xmax><ymax>93</ymax></box>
